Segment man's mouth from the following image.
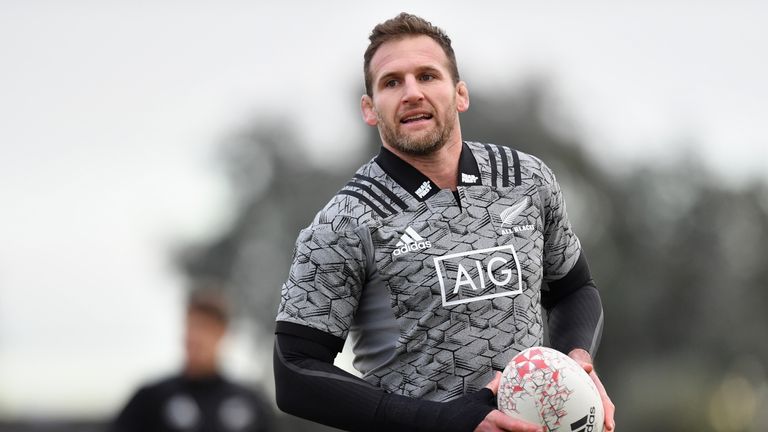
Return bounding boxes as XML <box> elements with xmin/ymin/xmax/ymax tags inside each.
<box><xmin>400</xmin><ymin>113</ymin><xmax>433</xmax><ymax>124</ymax></box>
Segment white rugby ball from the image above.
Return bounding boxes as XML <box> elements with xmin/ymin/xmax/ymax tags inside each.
<box><xmin>498</xmin><ymin>347</ymin><xmax>604</xmax><ymax>432</ymax></box>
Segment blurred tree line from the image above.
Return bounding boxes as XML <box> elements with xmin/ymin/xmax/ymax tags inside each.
<box><xmin>178</xmin><ymin>82</ymin><xmax>768</xmax><ymax>432</ymax></box>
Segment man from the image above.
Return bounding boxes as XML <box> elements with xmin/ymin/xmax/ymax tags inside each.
<box><xmin>112</xmin><ymin>291</ymin><xmax>272</xmax><ymax>432</ymax></box>
<box><xmin>274</xmin><ymin>12</ymin><xmax>614</xmax><ymax>432</ymax></box>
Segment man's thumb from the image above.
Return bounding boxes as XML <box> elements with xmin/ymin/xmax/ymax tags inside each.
<box><xmin>484</xmin><ymin>371</ymin><xmax>502</xmax><ymax>395</ymax></box>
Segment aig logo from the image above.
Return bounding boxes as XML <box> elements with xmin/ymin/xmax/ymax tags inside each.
<box><xmin>433</xmin><ymin>245</ymin><xmax>523</xmax><ymax>307</ymax></box>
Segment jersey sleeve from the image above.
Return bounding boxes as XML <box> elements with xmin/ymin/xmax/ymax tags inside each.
<box><xmin>274</xmin><ymin>332</ymin><xmax>496</xmax><ymax>432</ymax></box>
<box><xmin>275</xmin><ymin>225</ymin><xmax>368</xmax><ymax>340</ymax></box>
<box><xmin>538</xmin><ymin>162</ymin><xmax>582</xmax><ymax>282</ymax></box>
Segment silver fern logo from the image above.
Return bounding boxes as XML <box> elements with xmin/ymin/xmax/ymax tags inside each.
<box><xmin>500</xmin><ymin>197</ymin><xmax>533</xmax><ymax>235</ymax></box>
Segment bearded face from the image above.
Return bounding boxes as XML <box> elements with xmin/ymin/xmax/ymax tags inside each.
<box><xmin>375</xmin><ymin>95</ymin><xmax>458</xmax><ymax>156</ymax></box>
<box><xmin>362</xmin><ymin>35</ymin><xmax>469</xmax><ymax>157</ymax></box>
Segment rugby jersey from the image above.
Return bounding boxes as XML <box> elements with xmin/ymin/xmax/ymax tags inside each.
<box><xmin>276</xmin><ymin>141</ymin><xmax>582</xmax><ymax>401</ymax></box>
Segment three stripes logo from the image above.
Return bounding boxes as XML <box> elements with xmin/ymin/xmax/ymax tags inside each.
<box><xmin>570</xmin><ymin>407</ymin><xmax>597</xmax><ymax>432</ymax></box>
<box><xmin>392</xmin><ymin>226</ymin><xmax>432</xmax><ymax>257</ymax></box>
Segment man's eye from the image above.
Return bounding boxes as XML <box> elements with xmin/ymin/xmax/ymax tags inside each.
<box><xmin>384</xmin><ymin>79</ymin><xmax>399</xmax><ymax>88</ymax></box>
<box><xmin>420</xmin><ymin>74</ymin><xmax>435</xmax><ymax>81</ymax></box>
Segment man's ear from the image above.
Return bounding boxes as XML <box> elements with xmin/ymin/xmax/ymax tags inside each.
<box><xmin>456</xmin><ymin>81</ymin><xmax>470</xmax><ymax>113</ymax></box>
<box><xmin>361</xmin><ymin>94</ymin><xmax>378</xmax><ymax>126</ymax></box>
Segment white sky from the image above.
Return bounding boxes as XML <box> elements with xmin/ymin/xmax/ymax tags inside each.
<box><xmin>0</xmin><ymin>0</ymin><xmax>766</xmax><ymax>419</ymax></box>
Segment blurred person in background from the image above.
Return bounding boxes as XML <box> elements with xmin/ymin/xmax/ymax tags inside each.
<box><xmin>273</xmin><ymin>12</ymin><xmax>613</xmax><ymax>432</ymax></box>
<box><xmin>111</xmin><ymin>290</ymin><xmax>272</xmax><ymax>432</ymax></box>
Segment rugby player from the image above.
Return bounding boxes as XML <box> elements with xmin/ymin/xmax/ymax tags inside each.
<box><xmin>112</xmin><ymin>292</ymin><xmax>272</xmax><ymax>432</ymax></box>
<box><xmin>274</xmin><ymin>12</ymin><xmax>615</xmax><ymax>432</ymax></box>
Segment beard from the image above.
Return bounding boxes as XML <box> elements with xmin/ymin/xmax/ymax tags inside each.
<box><xmin>377</xmin><ymin>104</ymin><xmax>457</xmax><ymax>156</ymax></box>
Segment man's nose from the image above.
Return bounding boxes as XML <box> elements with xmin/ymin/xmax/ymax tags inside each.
<box><xmin>401</xmin><ymin>76</ymin><xmax>424</xmax><ymax>104</ymax></box>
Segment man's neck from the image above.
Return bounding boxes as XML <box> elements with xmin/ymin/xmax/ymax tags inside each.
<box><xmin>383</xmin><ymin>139</ymin><xmax>463</xmax><ymax>191</ymax></box>
<box><xmin>184</xmin><ymin>362</ymin><xmax>218</xmax><ymax>379</ymax></box>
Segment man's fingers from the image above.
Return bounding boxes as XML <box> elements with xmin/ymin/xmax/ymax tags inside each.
<box><xmin>601</xmin><ymin>393</ymin><xmax>616</xmax><ymax>431</ymax></box>
<box><xmin>499</xmin><ymin>416</ymin><xmax>544</xmax><ymax>432</ymax></box>
<box><xmin>586</xmin><ymin>369</ymin><xmax>614</xmax><ymax>431</ymax></box>
<box><xmin>484</xmin><ymin>371</ymin><xmax>502</xmax><ymax>395</ymax></box>
<box><xmin>478</xmin><ymin>410</ymin><xmax>544</xmax><ymax>432</ymax></box>
<box><xmin>572</xmin><ymin>359</ymin><xmax>594</xmax><ymax>375</ymax></box>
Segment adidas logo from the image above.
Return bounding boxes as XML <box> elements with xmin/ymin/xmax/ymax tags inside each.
<box><xmin>570</xmin><ymin>407</ymin><xmax>597</xmax><ymax>432</ymax></box>
<box><xmin>392</xmin><ymin>226</ymin><xmax>432</xmax><ymax>256</ymax></box>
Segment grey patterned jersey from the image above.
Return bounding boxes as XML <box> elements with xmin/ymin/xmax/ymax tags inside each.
<box><xmin>276</xmin><ymin>141</ymin><xmax>582</xmax><ymax>402</ymax></box>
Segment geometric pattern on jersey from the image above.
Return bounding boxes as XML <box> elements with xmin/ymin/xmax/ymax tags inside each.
<box><xmin>277</xmin><ymin>141</ymin><xmax>581</xmax><ymax>402</ymax></box>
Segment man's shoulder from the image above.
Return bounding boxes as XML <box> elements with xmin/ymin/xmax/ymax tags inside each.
<box><xmin>465</xmin><ymin>141</ymin><xmax>553</xmax><ymax>184</ymax></box>
<box><xmin>309</xmin><ymin>158</ymin><xmax>409</xmax><ymax>232</ymax></box>
<box><xmin>516</xmin><ymin>149</ymin><xmax>555</xmax><ymax>183</ymax></box>
<box><xmin>127</xmin><ymin>374</ymin><xmax>183</xmax><ymax>401</ymax></box>
<box><xmin>218</xmin><ymin>376</ymin><xmax>268</xmax><ymax>400</ymax></box>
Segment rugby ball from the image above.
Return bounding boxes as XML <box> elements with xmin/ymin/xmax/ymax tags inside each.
<box><xmin>497</xmin><ymin>347</ymin><xmax>604</xmax><ymax>432</ymax></box>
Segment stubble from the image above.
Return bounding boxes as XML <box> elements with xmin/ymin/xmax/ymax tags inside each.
<box><xmin>376</xmin><ymin>102</ymin><xmax>457</xmax><ymax>156</ymax></box>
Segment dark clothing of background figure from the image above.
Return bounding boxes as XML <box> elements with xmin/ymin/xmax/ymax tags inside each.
<box><xmin>111</xmin><ymin>373</ymin><xmax>272</xmax><ymax>432</ymax></box>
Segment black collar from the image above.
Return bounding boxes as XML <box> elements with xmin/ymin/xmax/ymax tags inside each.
<box><xmin>374</xmin><ymin>142</ymin><xmax>482</xmax><ymax>201</ymax></box>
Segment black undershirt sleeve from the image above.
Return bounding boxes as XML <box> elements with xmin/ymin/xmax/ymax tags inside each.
<box><xmin>542</xmin><ymin>251</ymin><xmax>604</xmax><ymax>357</ymax></box>
<box><xmin>274</xmin><ymin>322</ymin><xmax>496</xmax><ymax>432</ymax></box>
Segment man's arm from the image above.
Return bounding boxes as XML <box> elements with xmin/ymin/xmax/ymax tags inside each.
<box><xmin>274</xmin><ymin>322</ymin><xmax>510</xmax><ymax>432</ymax></box>
<box><xmin>541</xmin><ymin>252</ymin><xmax>615</xmax><ymax>431</ymax></box>
<box><xmin>541</xmin><ymin>252</ymin><xmax>603</xmax><ymax>356</ymax></box>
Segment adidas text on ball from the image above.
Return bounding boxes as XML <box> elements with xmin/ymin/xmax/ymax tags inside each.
<box><xmin>497</xmin><ymin>347</ymin><xmax>604</xmax><ymax>432</ymax></box>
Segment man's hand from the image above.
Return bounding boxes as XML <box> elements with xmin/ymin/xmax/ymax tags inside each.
<box><xmin>568</xmin><ymin>349</ymin><xmax>616</xmax><ymax>431</ymax></box>
<box><xmin>474</xmin><ymin>372</ymin><xmax>544</xmax><ymax>432</ymax></box>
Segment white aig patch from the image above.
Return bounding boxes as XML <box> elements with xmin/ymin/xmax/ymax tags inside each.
<box><xmin>433</xmin><ymin>245</ymin><xmax>523</xmax><ymax>306</ymax></box>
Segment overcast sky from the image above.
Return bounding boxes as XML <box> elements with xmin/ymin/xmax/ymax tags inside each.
<box><xmin>1</xmin><ymin>0</ymin><xmax>766</xmax><ymax>418</ymax></box>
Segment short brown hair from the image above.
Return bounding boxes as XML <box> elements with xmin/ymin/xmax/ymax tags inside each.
<box><xmin>363</xmin><ymin>12</ymin><xmax>460</xmax><ymax>97</ymax></box>
<box><xmin>187</xmin><ymin>290</ymin><xmax>229</xmax><ymax>325</ymax></box>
